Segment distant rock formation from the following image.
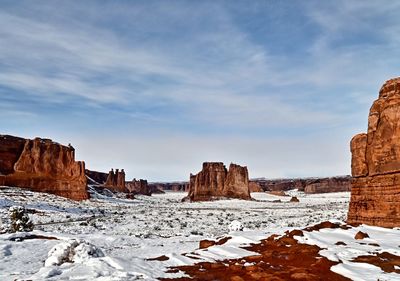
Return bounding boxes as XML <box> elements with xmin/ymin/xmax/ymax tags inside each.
<box><xmin>250</xmin><ymin>176</ymin><xmax>351</xmax><ymax>194</ymax></box>
<box><xmin>0</xmin><ymin>135</ymin><xmax>88</xmax><ymax>200</ymax></box>
<box><xmin>348</xmin><ymin>77</ymin><xmax>400</xmax><ymax>227</ymax></box>
<box><xmin>148</xmin><ymin>182</ymin><xmax>189</xmax><ymax>192</ymax></box>
<box><xmin>184</xmin><ymin>162</ymin><xmax>251</xmax><ymax>201</ymax></box>
<box><xmin>126</xmin><ymin>178</ymin><xmax>151</xmax><ymax>195</ymax></box>
<box><xmin>249</xmin><ymin>181</ymin><xmax>263</xmax><ymax>192</ymax></box>
<box><xmin>304</xmin><ymin>176</ymin><xmax>351</xmax><ymax>194</ymax></box>
<box><xmin>104</xmin><ymin>169</ymin><xmax>126</xmax><ymax>192</ymax></box>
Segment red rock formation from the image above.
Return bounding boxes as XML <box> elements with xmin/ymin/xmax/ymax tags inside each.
<box><xmin>184</xmin><ymin>162</ymin><xmax>251</xmax><ymax>201</ymax></box>
<box><xmin>251</xmin><ymin>176</ymin><xmax>351</xmax><ymax>193</ymax></box>
<box><xmin>304</xmin><ymin>176</ymin><xmax>351</xmax><ymax>194</ymax></box>
<box><xmin>0</xmin><ymin>135</ymin><xmax>88</xmax><ymax>200</ymax></box>
<box><xmin>223</xmin><ymin>164</ymin><xmax>250</xmax><ymax>199</ymax></box>
<box><xmin>0</xmin><ymin>135</ymin><xmax>26</xmax><ymax>175</ymax></box>
<box><xmin>104</xmin><ymin>168</ymin><xmax>126</xmax><ymax>192</ymax></box>
<box><xmin>348</xmin><ymin>77</ymin><xmax>400</xmax><ymax>227</ymax></box>
<box><xmin>148</xmin><ymin>182</ymin><xmax>189</xmax><ymax>192</ymax></box>
<box><xmin>126</xmin><ymin>178</ymin><xmax>151</xmax><ymax>195</ymax></box>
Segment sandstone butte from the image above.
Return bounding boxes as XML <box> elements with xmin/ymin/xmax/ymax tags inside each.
<box><xmin>0</xmin><ymin>135</ymin><xmax>88</xmax><ymax>200</ymax></box>
<box><xmin>104</xmin><ymin>168</ymin><xmax>126</xmax><ymax>192</ymax></box>
<box><xmin>348</xmin><ymin>77</ymin><xmax>400</xmax><ymax>227</ymax></box>
<box><xmin>184</xmin><ymin>162</ymin><xmax>251</xmax><ymax>202</ymax></box>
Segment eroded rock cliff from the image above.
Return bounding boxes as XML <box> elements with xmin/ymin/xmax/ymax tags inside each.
<box><xmin>0</xmin><ymin>135</ymin><xmax>88</xmax><ymax>200</ymax></box>
<box><xmin>184</xmin><ymin>162</ymin><xmax>251</xmax><ymax>201</ymax></box>
<box><xmin>348</xmin><ymin>77</ymin><xmax>400</xmax><ymax>227</ymax></box>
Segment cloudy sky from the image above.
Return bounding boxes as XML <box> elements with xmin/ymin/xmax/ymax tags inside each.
<box><xmin>1</xmin><ymin>0</ymin><xmax>399</xmax><ymax>181</ymax></box>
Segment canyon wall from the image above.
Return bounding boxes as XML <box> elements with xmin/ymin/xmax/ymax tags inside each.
<box><xmin>348</xmin><ymin>77</ymin><xmax>400</xmax><ymax>227</ymax></box>
<box><xmin>0</xmin><ymin>135</ymin><xmax>88</xmax><ymax>200</ymax></box>
<box><xmin>184</xmin><ymin>162</ymin><xmax>251</xmax><ymax>201</ymax></box>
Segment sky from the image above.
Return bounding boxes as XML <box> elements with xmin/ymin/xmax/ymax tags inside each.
<box><xmin>1</xmin><ymin>0</ymin><xmax>400</xmax><ymax>181</ymax></box>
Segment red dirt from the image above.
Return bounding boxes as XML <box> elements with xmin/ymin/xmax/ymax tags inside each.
<box><xmin>160</xmin><ymin>228</ymin><xmax>350</xmax><ymax>281</ymax></box>
<box><xmin>353</xmin><ymin>252</ymin><xmax>400</xmax><ymax>273</ymax></box>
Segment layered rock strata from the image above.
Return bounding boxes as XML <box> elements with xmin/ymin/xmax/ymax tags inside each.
<box><xmin>348</xmin><ymin>77</ymin><xmax>400</xmax><ymax>227</ymax></box>
<box><xmin>184</xmin><ymin>162</ymin><xmax>251</xmax><ymax>201</ymax></box>
<box><xmin>0</xmin><ymin>135</ymin><xmax>88</xmax><ymax>200</ymax></box>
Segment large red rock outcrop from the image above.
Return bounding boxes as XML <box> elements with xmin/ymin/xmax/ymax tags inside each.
<box><xmin>348</xmin><ymin>77</ymin><xmax>400</xmax><ymax>227</ymax></box>
<box><xmin>126</xmin><ymin>178</ymin><xmax>151</xmax><ymax>195</ymax></box>
<box><xmin>184</xmin><ymin>162</ymin><xmax>251</xmax><ymax>201</ymax></box>
<box><xmin>104</xmin><ymin>168</ymin><xmax>126</xmax><ymax>192</ymax></box>
<box><xmin>0</xmin><ymin>135</ymin><xmax>88</xmax><ymax>200</ymax></box>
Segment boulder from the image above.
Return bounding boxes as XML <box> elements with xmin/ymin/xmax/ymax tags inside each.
<box><xmin>0</xmin><ymin>135</ymin><xmax>88</xmax><ymax>200</ymax></box>
<box><xmin>348</xmin><ymin>77</ymin><xmax>400</xmax><ymax>227</ymax></box>
<box><xmin>184</xmin><ymin>162</ymin><xmax>251</xmax><ymax>201</ymax></box>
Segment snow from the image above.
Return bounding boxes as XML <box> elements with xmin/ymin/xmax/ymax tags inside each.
<box><xmin>0</xmin><ymin>187</ymin><xmax>398</xmax><ymax>280</ymax></box>
<box><xmin>295</xmin><ymin>222</ymin><xmax>400</xmax><ymax>280</ymax></box>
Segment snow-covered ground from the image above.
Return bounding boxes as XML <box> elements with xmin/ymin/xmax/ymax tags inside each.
<box><xmin>1</xmin><ymin>187</ymin><xmax>396</xmax><ymax>280</ymax></box>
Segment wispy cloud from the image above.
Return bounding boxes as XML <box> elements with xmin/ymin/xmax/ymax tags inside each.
<box><xmin>1</xmin><ymin>1</ymin><xmax>399</xmax><ymax>179</ymax></box>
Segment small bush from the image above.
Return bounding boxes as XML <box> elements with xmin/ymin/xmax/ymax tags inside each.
<box><xmin>9</xmin><ymin>206</ymin><xmax>34</xmax><ymax>233</ymax></box>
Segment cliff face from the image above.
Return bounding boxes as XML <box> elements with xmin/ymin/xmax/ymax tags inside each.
<box><xmin>185</xmin><ymin>162</ymin><xmax>251</xmax><ymax>201</ymax></box>
<box><xmin>0</xmin><ymin>135</ymin><xmax>88</xmax><ymax>200</ymax></box>
<box><xmin>348</xmin><ymin>77</ymin><xmax>400</xmax><ymax>227</ymax></box>
<box><xmin>104</xmin><ymin>169</ymin><xmax>126</xmax><ymax>192</ymax></box>
<box><xmin>0</xmin><ymin>135</ymin><xmax>26</xmax><ymax>175</ymax></box>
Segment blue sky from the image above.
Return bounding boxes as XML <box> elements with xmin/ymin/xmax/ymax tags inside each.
<box><xmin>1</xmin><ymin>0</ymin><xmax>399</xmax><ymax>181</ymax></box>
